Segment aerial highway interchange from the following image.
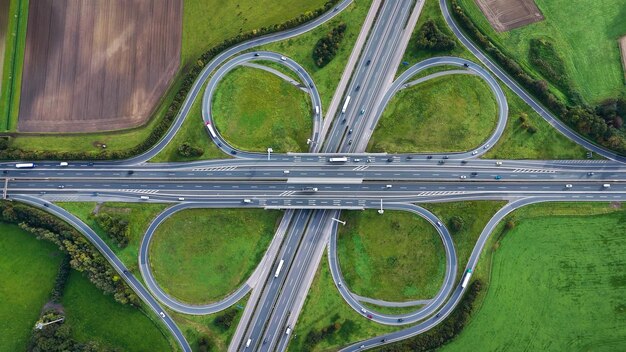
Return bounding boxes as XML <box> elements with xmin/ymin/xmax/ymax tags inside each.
<box><xmin>2</xmin><ymin>0</ymin><xmax>626</xmax><ymax>351</ymax></box>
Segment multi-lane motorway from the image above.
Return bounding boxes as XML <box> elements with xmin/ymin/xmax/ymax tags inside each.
<box><xmin>3</xmin><ymin>0</ymin><xmax>626</xmax><ymax>351</ymax></box>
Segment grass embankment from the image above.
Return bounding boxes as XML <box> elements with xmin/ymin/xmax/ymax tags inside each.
<box><xmin>0</xmin><ymin>223</ymin><xmax>63</xmax><ymax>351</ymax></box>
<box><xmin>260</xmin><ymin>0</ymin><xmax>372</xmax><ymax>110</ymax></box>
<box><xmin>441</xmin><ymin>202</ymin><xmax>626</xmax><ymax>351</ymax></box>
<box><xmin>457</xmin><ymin>0</ymin><xmax>626</xmax><ymax>103</ymax></box>
<box><xmin>1</xmin><ymin>0</ymin><xmax>328</xmax><ymax>151</ymax></box>
<box><xmin>337</xmin><ymin>210</ymin><xmax>445</xmax><ymax>301</ymax></box>
<box><xmin>56</xmin><ymin>202</ymin><xmax>168</xmax><ymax>273</ymax></box>
<box><xmin>368</xmin><ymin>74</ymin><xmax>497</xmax><ymax>153</ymax></box>
<box><xmin>0</xmin><ymin>0</ymin><xmax>28</xmax><ymax>131</ymax></box>
<box><xmin>213</xmin><ymin>67</ymin><xmax>311</xmax><ymax>153</ymax></box>
<box><xmin>149</xmin><ymin>209</ymin><xmax>281</xmax><ymax>304</ymax></box>
<box><xmin>62</xmin><ymin>270</ymin><xmax>171</xmax><ymax>351</ymax></box>
<box><xmin>150</xmin><ymin>81</ymin><xmax>226</xmax><ymax>162</ymax></box>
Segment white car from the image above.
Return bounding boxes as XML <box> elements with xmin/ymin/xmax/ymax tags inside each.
<box><xmin>283</xmin><ymin>170</ymin><xmax>290</xmax><ymax>174</ymax></box>
<box><xmin>159</xmin><ymin>311</ymin><xmax>166</xmax><ymax>318</ymax></box>
<box><xmin>436</xmin><ymin>221</ymin><xmax>443</xmax><ymax>227</ymax></box>
<box><xmin>472</xmin><ymin>151</ymin><xmax>478</xmax><ymax>155</ymax></box>
<box><xmin>565</xmin><ymin>184</ymin><xmax>573</xmax><ymax>188</ymax></box>
<box><xmin>483</xmin><ymin>144</ymin><xmax>490</xmax><ymax>149</ymax></box>
<box><xmin>460</xmin><ymin>175</ymin><xmax>467</xmax><ymax>179</ymax></box>
<box><xmin>361</xmin><ymin>308</ymin><xmax>367</xmax><ymax>314</ymax></box>
<box><xmin>280</xmin><ymin>56</ymin><xmax>287</xmax><ymax>61</ymax></box>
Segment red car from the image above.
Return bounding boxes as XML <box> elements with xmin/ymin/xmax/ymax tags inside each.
<box><xmin>367</xmin><ymin>314</ymin><xmax>373</xmax><ymax>319</ymax></box>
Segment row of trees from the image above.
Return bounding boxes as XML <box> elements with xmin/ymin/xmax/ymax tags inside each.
<box><xmin>0</xmin><ymin>0</ymin><xmax>341</xmax><ymax>161</ymax></box>
<box><xmin>415</xmin><ymin>20</ymin><xmax>456</xmax><ymax>52</ymax></box>
<box><xmin>312</xmin><ymin>23</ymin><xmax>348</xmax><ymax>67</ymax></box>
<box><xmin>450</xmin><ymin>0</ymin><xmax>626</xmax><ymax>155</ymax></box>
<box><xmin>93</xmin><ymin>213</ymin><xmax>130</xmax><ymax>248</ymax></box>
<box><xmin>0</xmin><ymin>201</ymin><xmax>138</xmax><ymax>305</ymax></box>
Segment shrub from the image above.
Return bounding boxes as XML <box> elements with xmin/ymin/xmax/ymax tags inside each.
<box><xmin>312</xmin><ymin>23</ymin><xmax>347</xmax><ymax>67</ymax></box>
<box><xmin>449</xmin><ymin>215</ymin><xmax>464</xmax><ymax>233</ymax></box>
<box><xmin>415</xmin><ymin>20</ymin><xmax>456</xmax><ymax>51</ymax></box>
<box><xmin>214</xmin><ymin>308</ymin><xmax>238</xmax><ymax>331</ymax></box>
<box><xmin>94</xmin><ymin>213</ymin><xmax>130</xmax><ymax>248</ymax></box>
<box><xmin>0</xmin><ymin>136</ymin><xmax>9</xmax><ymax>150</ymax></box>
<box><xmin>177</xmin><ymin>141</ymin><xmax>204</xmax><ymax>157</ymax></box>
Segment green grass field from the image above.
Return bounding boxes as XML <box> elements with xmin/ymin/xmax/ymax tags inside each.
<box><xmin>150</xmin><ymin>80</ymin><xmax>227</xmax><ymax>162</ymax></box>
<box><xmin>457</xmin><ymin>0</ymin><xmax>626</xmax><ymax>103</ymax></box>
<box><xmin>337</xmin><ymin>210</ymin><xmax>445</xmax><ymax>301</ymax></box>
<box><xmin>290</xmin><ymin>254</ymin><xmax>399</xmax><ymax>352</ymax></box>
<box><xmin>368</xmin><ymin>74</ymin><xmax>497</xmax><ymax>153</ymax></box>
<box><xmin>0</xmin><ymin>223</ymin><xmax>63</xmax><ymax>352</ymax></box>
<box><xmin>213</xmin><ymin>66</ymin><xmax>312</xmax><ymax>153</ymax></box>
<box><xmin>57</xmin><ymin>202</ymin><xmax>168</xmax><ymax>273</ymax></box>
<box><xmin>260</xmin><ymin>0</ymin><xmax>372</xmax><ymax>111</ymax></box>
<box><xmin>149</xmin><ymin>209</ymin><xmax>281</xmax><ymax>304</ymax></box>
<box><xmin>62</xmin><ymin>270</ymin><xmax>171</xmax><ymax>351</ymax></box>
<box><xmin>441</xmin><ymin>203</ymin><xmax>626</xmax><ymax>352</ymax></box>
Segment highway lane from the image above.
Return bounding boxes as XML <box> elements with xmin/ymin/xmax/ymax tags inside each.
<box><xmin>9</xmin><ymin>195</ymin><xmax>192</xmax><ymax>352</ymax></box>
<box><xmin>438</xmin><ymin>0</ymin><xmax>626</xmax><ymax>163</ymax></box>
<box><xmin>329</xmin><ymin>203</ymin><xmax>457</xmax><ymax>325</ymax></box>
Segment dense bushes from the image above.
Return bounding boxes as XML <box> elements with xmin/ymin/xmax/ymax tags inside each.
<box><xmin>415</xmin><ymin>20</ymin><xmax>456</xmax><ymax>51</ymax></box>
<box><xmin>0</xmin><ymin>201</ymin><xmax>138</xmax><ymax>305</ymax></box>
<box><xmin>302</xmin><ymin>314</ymin><xmax>357</xmax><ymax>351</ymax></box>
<box><xmin>177</xmin><ymin>141</ymin><xmax>204</xmax><ymax>157</ymax></box>
<box><xmin>518</xmin><ymin>112</ymin><xmax>537</xmax><ymax>134</ymax></box>
<box><xmin>450</xmin><ymin>0</ymin><xmax>626</xmax><ymax>156</ymax></box>
<box><xmin>94</xmin><ymin>213</ymin><xmax>129</xmax><ymax>248</ymax></box>
<box><xmin>213</xmin><ymin>308</ymin><xmax>238</xmax><ymax>331</ymax></box>
<box><xmin>377</xmin><ymin>280</ymin><xmax>483</xmax><ymax>352</ymax></box>
<box><xmin>50</xmin><ymin>255</ymin><xmax>72</xmax><ymax>303</ymax></box>
<box><xmin>312</xmin><ymin>23</ymin><xmax>347</xmax><ymax>67</ymax></box>
<box><xmin>0</xmin><ymin>0</ymin><xmax>340</xmax><ymax>161</ymax></box>
<box><xmin>449</xmin><ymin>215</ymin><xmax>464</xmax><ymax>233</ymax></box>
<box><xmin>29</xmin><ymin>310</ymin><xmax>113</xmax><ymax>352</ymax></box>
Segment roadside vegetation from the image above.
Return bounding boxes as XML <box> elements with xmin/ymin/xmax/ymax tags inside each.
<box><xmin>368</xmin><ymin>74</ymin><xmax>497</xmax><ymax>153</ymax></box>
<box><xmin>149</xmin><ymin>209</ymin><xmax>281</xmax><ymax>304</ymax></box>
<box><xmin>337</xmin><ymin>210</ymin><xmax>446</xmax><ymax>301</ymax></box>
<box><xmin>313</xmin><ymin>23</ymin><xmax>348</xmax><ymax>68</ymax></box>
<box><xmin>440</xmin><ymin>202</ymin><xmax>626</xmax><ymax>351</ymax></box>
<box><xmin>213</xmin><ymin>67</ymin><xmax>312</xmax><ymax>153</ymax></box>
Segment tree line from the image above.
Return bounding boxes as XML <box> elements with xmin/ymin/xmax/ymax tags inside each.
<box><xmin>0</xmin><ymin>0</ymin><xmax>341</xmax><ymax>161</ymax></box>
<box><xmin>312</xmin><ymin>23</ymin><xmax>348</xmax><ymax>68</ymax></box>
<box><xmin>450</xmin><ymin>0</ymin><xmax>626</xmax><ymax>155</ymax></box>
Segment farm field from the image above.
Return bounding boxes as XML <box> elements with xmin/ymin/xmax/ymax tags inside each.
<box><xmin>457</xmin><ymin>0</ymin><xmax>626</xmax><ymax>103</ymax></box>
<box><xmin>19</xmin><ymin>0</ymin><xmax>182</xmax><ymax>133</ymax></box>
<box><xmin>368</xmin><ymin>74</ymin><xmax>497</xmax><ymax>153</ymax></box>
<box><xmin>441</xmin><ymin>203</ymin><xmax>626</xmax><ymax>352</ymax></box>
<box><xmin>62</xmin><ymin>270</ymin><xmax>171</xmax><ymax>351</ymax></box>
<box><xmin>337</xmin><ymin>210</ymin><xmax>445</xmax><ymax>301</ymax></box>
<box><xmin>149</xmin><ymin>208</ymin><xmax>282</xmax><ymax>304</ymax></box>
<box><xmin>213</xmin><ymin>66</ymin><xmax>312</xmax><ymax>153</ymax></box>
<box><xmin>0</xmin><ymin>223</ymin><xmax>63</xmax><ymax>352</ymax></box>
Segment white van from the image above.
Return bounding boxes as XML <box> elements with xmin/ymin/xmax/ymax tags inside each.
<box><xmin>140</xmin><ymin>196</ymin><xmax>150</xmax><ymax>200</ymax></box>
<box><xmin>243</xmin><ymin>199</ymin><xmax>252</xmax><ymax>203</ymax></box>
<box><xmin>285</xmin><ymin>326</ymin><xmax>292</xmax><ymax>335</ymax></box>
<box><xmin>246</xmin><ymin>339</ymin><xmax>252</xmax><ymax>348</ymax></box>
<box><xmin>59</xmin><ymin>162</ymin><xmax>68</xmax><ymax>167</ymax></box>
<box><xmin>603</xmin><ymin>184</ymin><xmax>611</xmax><ymax>188</ymax></box>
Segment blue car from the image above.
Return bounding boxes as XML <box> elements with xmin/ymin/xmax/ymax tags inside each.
<box><xmin>495</xmin><ymin>175</ymin><xmax>502</xmax><ymax>180</ymax></box>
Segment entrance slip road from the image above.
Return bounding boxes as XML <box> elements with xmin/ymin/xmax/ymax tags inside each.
<box><xmin>2</xmin><ymin>0</ymin><xmax>625</xmax><ymax>351</ymax></box>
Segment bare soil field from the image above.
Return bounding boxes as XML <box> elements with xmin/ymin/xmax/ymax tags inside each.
<box><xmin>619</xmin><ymin>35</ymin><xmax>626</xmax><ymax>81</ymax></box>
<box><xmin>474</xmin><ymin>0</ymin><xmax>544</xmax><ymax>32</ymax></box>
<box><xmin>18</xmin><ymin>0</ymin><xmax>181</xmax><ymax>132</ymax></box>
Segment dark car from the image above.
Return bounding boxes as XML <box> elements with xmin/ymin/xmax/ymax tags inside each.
<box><xmin>367</xmin><ymin>314</ymin><xmax>372</xmax><ymax>319</ymax></box>
<box><xmin>463</xmin><ymin>63</ymin><xmax>469</xmax><ymax>68</ymax></box>
<box><xmin>471</xmin><ymin>172</ymin><xmax>478</xmax><ymax>176</ymax></box>
<box><xmin>461</xmin><ymin>160</ymin><xmax>468</xmax><ymax>164</ymax></box>
<box><xmin>355</xmin><ymin>85</ymin><xmax>361</xmax><ymax>91</ymax></box>
<box><xmin>366</xmin><ymin>59</ymin><xmax>371</xmax><ymax>66</ymax></box>
<box><xmin>443</xmin><ymin>155</ymin><xmax>449</xmax><ymax>159</ymax></box>
<box><xmin>127</xmin><ymin>170</ymin><xmax>134</xmax><ymax>175</ymax></box>
<box><xmin>427</xmin><ymin>155</ymin><xmax>433</xmax><ymax>159</ymax></box>
<box><xmin>387</xmin><ymin>157</ymin><xmax>393</xmax><ymax>162</ymax></box>
<box><xmin>397</xmin><ymin>318</ymin><xmax>404</xmax><ymax>322</ymax></box>
<box><xmin>406</xmin><ymin>156</ymin><xmax>413</xmax><ymax>160</ymax></box>
<box><xmin>348</xmin><ymin>140</ymin><xmax>353</xmax><ymax>145</ymax></box>
<box><xmin>254</xmin><ymin>53</ymin><xmax>260</xmax><ymax>57</ymax></box>
<box><xmin>230</xmin><ymin>150</ymin><xmax>237</xmax><ymax>155</ymax></box>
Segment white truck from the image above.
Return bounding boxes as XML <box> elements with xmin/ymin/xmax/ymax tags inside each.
<box><xmin>341</xmin><ymin>96</ymin><xmax>351</xmax><ymax>113</ymax></box>
<box><xmin>461</xmin><ymin>268</ymin><xmax>473</xmax><ymax>288</ymax></box>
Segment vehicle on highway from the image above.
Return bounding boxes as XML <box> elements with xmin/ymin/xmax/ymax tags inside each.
<box><xmin>366</xmin><ymin>59</ymin><xmax>371</xmax><ymax>66</ymax></box>
<box><xmin>438</xmin><ymin>160</ymin><xmax>445</xmax><ymax>164</ymax></box>
<box><xmin>361</xmin><ymin>308</ymin><xmax>367</xmax><ymax>314</ymax></box>
<box><xmin>342</xmin><ymin>96</ymin><xmax>351</xmax><ymax>113</ymax></box>
<box><xmin>360</xmin><ymin>108</ymin><xmax>365</xmax><ymax>115</ymax></box>
<box><xmin>471</xmin><ymin>172</ymin><xmax>478</xmax><ymax>176</ymax></box>
<box><xmin>205</xmin><ymin>122</ymin><xmax>217</xmax><ymax>138</ymax></box>
<box><xmin>348</xmin><ymin>128</ymin><xmax>353</xmax><ymax>135</ymax></box>
<box><xmin>463</xmin><ymin>63</ymin><xmax>469</xmax><ymax>68</ymax></box>
<box><xmin>495</xmin><ymin>161</ymin><xmax>502</xmax><ymax>166</ymax></box>
<box><xmin>342</xmin><ymin>118</ymin><xmax>347</xmax><ymax>124</ymax></box>
<box><xmin>275</xmin><ymin>259</ymin><xmax>285</xmax><ymax>278</ymax></box>
<box><xmin>329</xmin><ymin>157</ymin><xmax>348</xmax><ymax>163</ymax></box>
<box><xmin>355</xmin><ymin>85</ymin><xmax>361</xmax><ymax>91</ymax></box>
<box><xmin>285</xmin><ymin>326</ymin><xmax>292</xmax><ymax>335</ymax></box>
<box><xmin>565</xmin><ymin>184</ymin><xmax>573</xmax><ymax>188</ymax></box>
<box><xmin>15</xmin><ymin>163</ymin><xmax>34</xmax><ymax>169</ymax></box>
<box><xmin>243</xmin><ymin>199</ymin><xmax>252</xmax><ymax>204</ymax></box>
<box><xmin>315</xmin><ymin>105</ymin><xmax>319</xmax><ymax>115</ymax></box>
<box><xmin>461</xmin><ymin>160</ymin><xmax>467</xmax><ymax>164</ymax></box>
<box><xmin>280</xmin><ymin>56</ymin><xmax>286</xmax><ymax>61</ymax></box>
<box><xmin>159</xmin><ymin>311</ymin><xmax>166</xmax><ymax>318</ymax></box>
<box><xmin>483</xmin><ymin>143</ymin><xmax>490</xmax><ymax>149</ymax></box>
<box><xmin>460</xmin><ymin>175</ymin><xmax>466</xmax><ymax>179</ymax></box>
<box><xmin>127</xmin><ymin>170</ymin><xmax>134</xmax><ymax>175</ymax></box>
<box><xmin>461</xmin><ymin>268</ymin><xmax>473</xmax><ymax>288</ymax></box>
<box><xmin>59</xmin><ymin>162</ymin><xmax>68</xmax><ymax>167</ymax></box>
<box><xmin>348</xmin><ymin>139</ymin><xmax>353</xmax><ymax>145</ymax></box>
<box><xmin>472</xmin><ymin>150</ymin><xmax>478</xmax><ymax>155</ymax></box>
<box><xmin>283</xmin><ymin>170</ymin><xmax>290</xmax><ymax>174</ymax></box>
<box><xmin>385</xmin><ymin>184</ymin><xmax>392</xmax><ymax>188</ymax></box>
<box><xmin>427</xmin><ymin>155</ymin><xmax>433</xmax><ymax>159</ymax></box>
<box><xmin>587</xmin><ymin>172</ymin><xmax>595</xmax><ymax>176</ymax></box>
<box><xmin>140</xmin><ymin>196</ymin><xmax>150</xmax><ymax>200</ymax></box>
<box><xmin>603</xmin><ymin>184</ymin><xmax>611</xmax><ymax>188</ymax></box>
<box><xmin>397</xmin><ymin>318</ymin><xmax>404</xmax><ymax>322</ymax></box>
<box><xmin>353</xmin><ymin>158</ymin><xmax>361</xmax><ymax>162</ymax></box>
<box><xmin>230</xmin><ymin>150</ymin><xmax>237</xmax><ymax>155</ymax></box>
<box><xmin>367</xmin><ymin>314</ymin><xmax>373</xmax><ymax>319</ymax></box>
<box><xmin>302</xmin><ymin>187</ymin><xmax>318</xmax><ymax>192</ymax></box>
<box><xmin>443</xmin><ymin>155</ymin><xmax>449</xmax><ymax>159</ymax></box>
<box><xmin>495</xmin><ymin>175</ymin><xmax>502</xmax><ymax>180</ymax></box>
<box><xmin>436</xmin><ymin>221</ymin><xmax>443</xmax><ymax>227</ymax></box>
<box><xmin>58</xmin><ymin>185</ymin><xmax>64</xmax><ymax>189</ymax></box>
<box><xmin>178</xmin><ymin>197</ymin><xmax>185</xmax><ymax>201</ymax></box>
<box><xmin>254</xmin><ymin>53</ymin><xmax>260</xmax><ymax>57</ymax></box>
<box><xmin>406</xmin><ymin>156</ymin><xmax>413</xmax><ymax>160</ymax></box>
<box><xmin>246</xmin><ymin>339</ymin><xmax>252</xmax><ymax>348</ymax></box>
<box><xmin>387</xmin><ymin>157</ymin><xmax>393</xmax><ymax>162</ymax></box>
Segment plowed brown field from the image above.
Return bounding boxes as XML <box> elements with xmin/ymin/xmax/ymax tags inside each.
<box><xmin>18</xmin><ymin>0</ymin><xmax>181</xmax><ymax>132</ymax></box>
<box><xmin>475</xmin><ymin>0</ymin><xmax>544</xmax><ymax>32</ymax></box>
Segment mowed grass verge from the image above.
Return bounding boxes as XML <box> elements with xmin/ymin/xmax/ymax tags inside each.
<box><xmin>441</xmin><ymin>203</ymin><xmax>626</xmax><ymax>352</ymax></box>
<box><xmin>149</xmin><ymin>209</ymin><xmax>282</xmax><ymax>304</ymax></box>
<box><xmin>213</xmin><ymin>66</ymin><xmax>312</xmax><ymax>153</ymax></box>
<box><xmin>62</xmin><ymin>270</ymin><xmax>171</xmax><ymax>351</ymax></box>
<box><xmin>0</xmin><ymin>223</ymin><xmax>63</xmax><ymax>351</ymax></box>
<box><xmin>368</xmin><ymin>74</ymin><xmax>497</xmax><ymax>153</ymax></box>
<box><xmin>337</xmin><ymin>210</ymin><xmax>445</xmax><ymax>301</ymax></box>
<box><xmin>457</xmin><ymin>0</ymin><xmax>626</xmax><ymax>103</ymax></box>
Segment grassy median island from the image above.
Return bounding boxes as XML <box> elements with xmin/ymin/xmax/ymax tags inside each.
<box><xmin>212</xmin><ymin>66</ymin><xmax>312</xmax><ymax>153</ymax></box>
<box><xmin>440</xmin><ymin>203</ymin><xmax>626</xmax><ymax>352</ymax></box>
<box><xmin>368</xmin><ymin>74</ymin><xmax>497</xmax><ymax>153</ymax></box>
<box><xmin>457</xmin><ymin>0</ymin><xmax>625</xmax><ymax>103</ymax></box>
<box><xmin>149</xmin><ymin>208</ymin><xmax>281</xmax><ymax>304</ymax></box>
<box><xmin>0</xmin><ymin>223</ymin><xmax>63</xmax><ymax>351</ymax></box>
<box><xmin>337</xmin><ymin>210</ymin><xmax>445</xmax><ymax>301</ymax></box>
<box><xmin>62</xmin><ymin>270</ymin><xmax>171</xmax><ymax>351</ymax></box>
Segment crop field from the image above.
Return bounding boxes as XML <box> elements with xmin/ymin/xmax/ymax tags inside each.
<box><xmin>213</xmin><ymin>66</ymin><xmax>311</xmax><ymax>153</ymax></box>
<box><xmin>62</xmin><ymin>271</ymin><xmax>170</xmax><ymax>351</ymax></box>
<box><xmin>457</xmin><ymin>0</ymin><xmax>626</xmax><ymax>103</ymax></box>
<box><xmin>442</xmin><ymin>204</ymin><xmax>626</xmax><ymax>351</ymax></box>
<box><xmin>368</xmin><ymin>74</ymin><xmax>497</xmax><ymax>153</ymax></box>
<box><xmin>475</xmin><ymin>0</ymin><xmax>544</xmax><ymax>32</ymax></box>
<box><xmin>337</xmin><ymin>210</ymin><xmax>445</xmax><ymax>301</ymax></box>
<box><xmin>149</xmin><ymin>208</ymin><xmax>281</xmax><ymax>304</ymax></box>
<box><xmin>620</xmin><ymin>36</ymin><xmax>626</xmax><ymax>81</ymax></box>
<box><xmin>0</xmin><ymin>223</ymin><xmax>63</xmax><ymax>352</ymax></box>
<box><xmin>18</xmin><ymin>0</ymin><xmax>181</xmax><ymax>133</ymax></box>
